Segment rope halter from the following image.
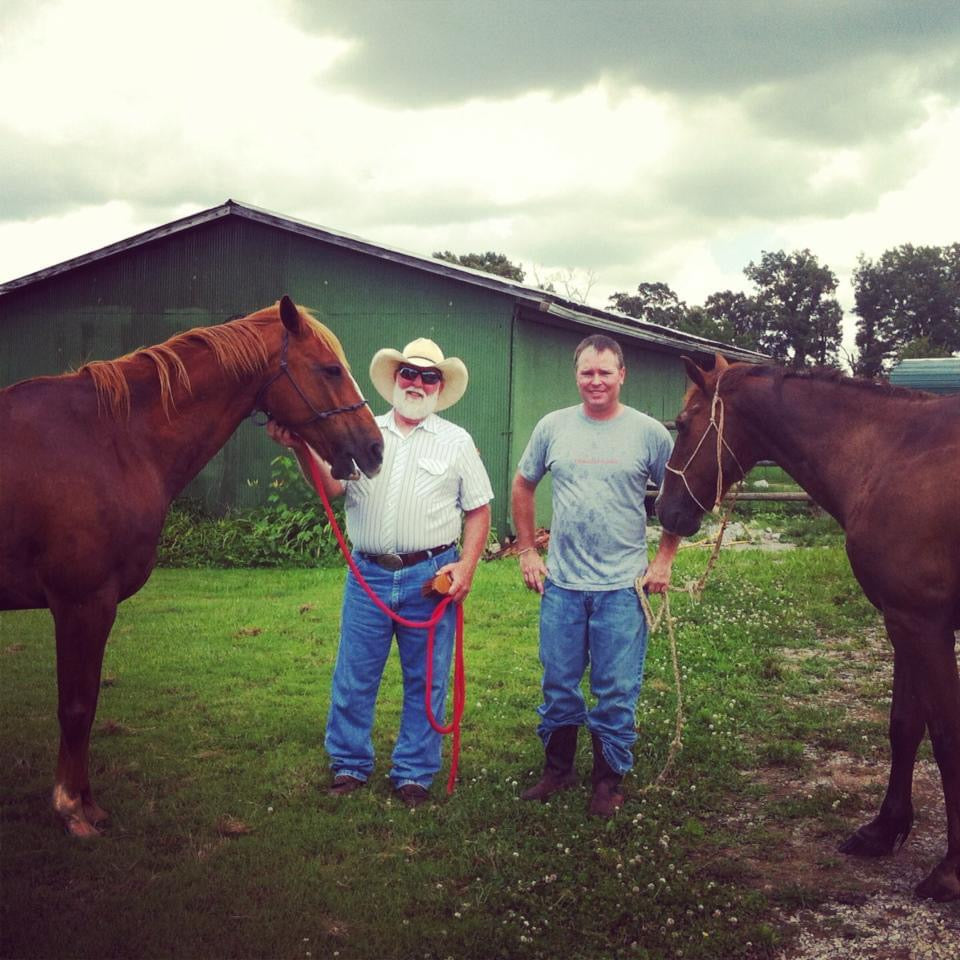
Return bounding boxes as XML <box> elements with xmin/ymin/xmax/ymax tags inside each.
<box><xmin>664</xmin><ymin>377</ymin><xmax>745</xmax><ymax>515</ymax></box>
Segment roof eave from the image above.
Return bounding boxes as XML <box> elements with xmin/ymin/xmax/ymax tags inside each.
<box><xmin>0</xmin><ymin>198</ymin><xmax>770</xmax><ymax>363</ymax></box>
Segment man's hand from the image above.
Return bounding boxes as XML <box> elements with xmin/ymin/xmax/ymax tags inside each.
<box><xmin>511</xmin><ymin>472</ymin><xmax>546</xmax><ymax>594</ymax></box>
<box><xmin>639</xmin><ymin>531</ymin><xmax>682</xmax><ymax>594</ymax></box>
<box><xmin>265</xmin><ymin>419</ymin><xmax>346</xmax><ymax>500</ymax></box>
<box><xmin>266</xmin><ymin>419</ymin><xmax>298</xmax><ymax>449</ymax></box>
<box><xmin>518</xmin><ymin>549</ymin><xmax>548</xmax><ymax>595</ymax></box>
<box><xmin>435</xmin><ymin>504</ymin><xmax>491</xmax><ymax>604</ymax></box>
<box><xmin>435</xmin><ymin>560</ymin><xmax>475</xmax><ymax>603</ymax></box>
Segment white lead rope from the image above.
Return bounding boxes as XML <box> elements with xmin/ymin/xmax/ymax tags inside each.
<box><xmin>634</xmin><ymin>490</ymin><xmax>740</xmax><ymax>793</ymax></box>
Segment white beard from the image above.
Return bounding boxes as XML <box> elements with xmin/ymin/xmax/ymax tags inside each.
<box><xmin>392</xmin><ymin>382</ymin><xmax>439</xmax><ymax>420</ymax></box>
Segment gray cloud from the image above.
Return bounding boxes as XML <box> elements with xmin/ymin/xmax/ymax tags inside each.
<box><xmin>743</xmin><ymin>53</ymin><xmax>950</xmax><ymax>145</ymax></box>
<box><xmin>296</xmin><ymin>0</ymin><xmax>960</xmax><ymax>135</ymax></box>
<box><xmin>0</xmin><ymin>128</ymin><xmax>115</xmax><ymax>220</ymax></box>
<box><xmin>2</xmin><ymin>0</ymin><xmax>957</xmax><ymax>333</ymax></box>
<box><xmin>657</xmin><ymin>132</ymin><xmax>921</xmax><ymax>222</ymax></box>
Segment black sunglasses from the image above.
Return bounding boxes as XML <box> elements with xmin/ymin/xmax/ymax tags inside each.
<box><xmin>397</xmin><ymin>365</ymin><xmax>443</xmax><ymax>385</ymax></box>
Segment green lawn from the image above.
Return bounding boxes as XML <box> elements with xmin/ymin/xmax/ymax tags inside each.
<box><xmin>1</xmin><ymin>547</ymin><xmax>896</xmax><ymax>960</ymax></box>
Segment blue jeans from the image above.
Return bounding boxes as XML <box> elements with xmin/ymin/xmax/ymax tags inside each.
<box><xmin>537</xmin><ymin>582</ymin><xmax>649</xmax><ymax>774</ymax></box>
<box><xmin>324</xmin><ymin>547</ymin><xmax>457</xmax><ymax>789</ymax></box>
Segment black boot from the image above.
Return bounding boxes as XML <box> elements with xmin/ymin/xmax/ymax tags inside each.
<box><xmin>589</xmin><ymin>733</ymin><xmax>624</xmax><ymax>818</ymax></box>
<box><xmin>521</xmin><ymin>726</ymin><xmax>579</xmax><ymax>801</ymax></box>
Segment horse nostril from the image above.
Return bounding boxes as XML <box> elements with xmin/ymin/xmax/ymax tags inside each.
<box><xmin>371</xmin><ymin>440</ymin><xmax>384</xmax><ymax>462</ymax></box>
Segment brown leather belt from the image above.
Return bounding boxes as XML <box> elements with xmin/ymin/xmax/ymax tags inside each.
<box><xmin>360</xmin><ymin>543</ymin><xmax>455</xmax><ymax>571</ymax></box>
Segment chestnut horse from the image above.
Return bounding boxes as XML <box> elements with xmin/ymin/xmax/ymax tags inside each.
<box><xmin>656</xmin><ymin>355</ymin><xmax>960</xmax><ymax>902</ymax></box>
<box><xmin>0</xmin><ymin>297</ymin><xmax>383</xmax><ymax>836</ymax></box>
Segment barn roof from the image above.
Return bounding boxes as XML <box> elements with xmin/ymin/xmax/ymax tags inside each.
<box><xmin>0</xmin><ymin>199</ymin><xmax>767</xmax><ymax>363</ymax></box>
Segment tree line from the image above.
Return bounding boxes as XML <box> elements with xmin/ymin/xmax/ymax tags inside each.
<box><xmin>436</xmin><ymin>244</ymin><xmax>960</xmax><ymax>376</ymax></box>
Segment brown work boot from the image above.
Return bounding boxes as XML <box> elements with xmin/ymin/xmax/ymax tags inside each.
<box><xmin>328</xmin><ymin>775</ymin><xmax>365</xmax><ymax>797</ymax></box>
<box><xmin>395</xmin><ymin>784</ymin><xmax>430</xmax><ymax>808</ymax></box>
<box><xmin>588</xmin><ymin>734</ymin><xmax>624</xmax><ymax>818</ymax></box>
<box><xmin>521</xmin><ymin>726</ymin><xmax>579</xmax><ymax>802</ymax></box>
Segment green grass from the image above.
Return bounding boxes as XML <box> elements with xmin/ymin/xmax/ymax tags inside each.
<box><xmin>1</xmin><ymin>544</ymin><xmax>889</xmax><ymax>960</ymax></box>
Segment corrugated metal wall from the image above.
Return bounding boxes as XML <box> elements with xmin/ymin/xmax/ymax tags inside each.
<box><xmin>239</xmin><ymin>220</ymin><xmax>516</xmax><ymax>536</ymax></box>
<box><xmin>0</xmin><ymin>215</ymin><xmax>691</xmax><ymax>538</ymax></box>
<box><xmin>888</xmin><ymin>357</ymin><xmax>960</xmax><ymax>394</ymax></box>
<box><xmin>0</xmin><ymin>218</ymin><xmax>518</xmax><ymax>532</ymax></box>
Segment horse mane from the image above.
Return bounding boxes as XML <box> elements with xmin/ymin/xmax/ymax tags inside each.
<box><xmin>79</xmin><ymin>302</ymin><xmax>348</xmax><ymax>420</ymax></box>
<box><xmin>734</xmin><ymin>362</ymin><xmax>936</xmax><ymax>401</ymax></box>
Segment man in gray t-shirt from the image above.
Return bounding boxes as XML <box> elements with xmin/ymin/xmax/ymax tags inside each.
<box><xmin>512</xmin><ymin>333</ymin><xmax>681</xmax><ymax>817</ymax></box>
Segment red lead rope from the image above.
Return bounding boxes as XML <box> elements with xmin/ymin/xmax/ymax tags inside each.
<box><xmin>293</xmin><ymin>438</ymin><xmax>466</xmax><ymax>795</ymax></box>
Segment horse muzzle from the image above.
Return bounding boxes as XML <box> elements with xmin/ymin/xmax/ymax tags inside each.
<box><xmin>330</xmin><ymin>444</ymin><xmax>382</xmax><ymax>481</ymax></box>
<box><xmin>655</xmin><ymin>496</ymin><xmax>702</xmax><ymax>538</ymax></box>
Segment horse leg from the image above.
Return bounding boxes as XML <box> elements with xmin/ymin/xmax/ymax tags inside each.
<box><xmin>911</xmin><ymin>628</ymin><xmax>960</xmax><ymax>901</ymax></box>
<box><xmin>839</xmin><ymin>641</ymin><xmax>922</xmax><ymax>858</ymax></box>
<box><xmin>49</xmin><ymin>587</ymin><xmax>118</xmax><ymax>837</ymax></box>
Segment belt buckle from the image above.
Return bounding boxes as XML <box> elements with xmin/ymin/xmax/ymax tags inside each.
<box><xmin>377</xmin><ymin>553</ymin><xmax>404</xmax><ymax>571</ymax></box>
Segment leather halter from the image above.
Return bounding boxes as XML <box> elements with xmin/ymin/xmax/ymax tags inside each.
<box><xmin>664</xmin><ymin>376</ymin><xmax>745</xmax><ymax>514</ymax></box>
<box><xmin>251</xmin><ymin>328</ymin><xmax>369</xmax><ymax>427</ymax></box>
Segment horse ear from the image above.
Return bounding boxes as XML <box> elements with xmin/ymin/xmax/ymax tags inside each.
<box><xmin>681</xmin><ymin>355</ymin><xmax>709</xmax><ymax>394</ymax></box>
<box><xmin>714</xmin><ymin>353</ymin><xmax>729</xmax><ymax>371</ymax></box>
<box><xmin>279</xmin><ymin>295</ymin><xmax>301</xmax><ymax>334</ymax></box>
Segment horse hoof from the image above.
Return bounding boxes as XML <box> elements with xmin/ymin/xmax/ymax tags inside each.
<box><xmin>63</xmin><ymin>815</ymin><xmax>102</xmax><ymax>839</ymax></box>
<box><xmin>84</xmin><ymin>802</ymin><xmax>109</xmax><ymax>826</ymax></box>
<box><xmin>914</xmin><ymin>863</ymin><xmax>960</xmax><ymax>902</ymax></box>
<box><xmin>838</xmin><ymin>828</ymin><xmax>894</xmax><ymax>858</ymax></box>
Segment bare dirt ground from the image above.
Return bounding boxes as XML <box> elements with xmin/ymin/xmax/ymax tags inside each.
<box><xmin>732</xmin><ymin>627</ymin><xmax>960</xmax><ymax>959</ymax></box>
<box><xmin>759</xmin><ymin>755</ymin><xmax>958</xmax><ymax>959</ymax></box>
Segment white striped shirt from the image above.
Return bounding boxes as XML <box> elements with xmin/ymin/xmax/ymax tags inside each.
<box><xmin>343</xmin><ymin>411</ymin><xmax>494</xmax><ymax>554</ymax></box>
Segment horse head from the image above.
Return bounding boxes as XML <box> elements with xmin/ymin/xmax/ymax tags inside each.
<box><xmin>256</xmin><ymin>296</ymin><xmax>383</xmax><ymax>480</ymax></box>
<box><xmin>656</xmin><ymin>353</ymin><xmax>752</xmax><ymax>536</ymax></box>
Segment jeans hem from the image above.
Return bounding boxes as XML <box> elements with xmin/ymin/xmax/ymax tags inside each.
<box><xmin>331</xmin><ymin>768</ymin><xmax>369</xmax><ymax>783</ymax></box>
<box><xmin>392</xmin><ymin>777</ymin><xmax>431</xmax><ymax>790</ymax></box>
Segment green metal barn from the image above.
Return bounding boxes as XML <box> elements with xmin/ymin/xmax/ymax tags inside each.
<box><xmin>0</xmin><ymin>200</ymin><xmax>766</xmax><ymax>538</ymax></box>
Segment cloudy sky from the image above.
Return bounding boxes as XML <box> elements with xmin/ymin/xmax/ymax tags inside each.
<box><xmin>2</xmin><ymin>0</ymin><xmax>959</xmax><ymax>357</ymax></box>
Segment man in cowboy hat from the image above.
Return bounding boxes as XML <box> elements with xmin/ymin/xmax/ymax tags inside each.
<box><xmin>268</xmin><ymin>338</ymin><xmax>492</xmax><ymax>808</ymax></box>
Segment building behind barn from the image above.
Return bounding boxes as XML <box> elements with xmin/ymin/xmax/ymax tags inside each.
<box><xmin>0</xmin><ymin>200</ymin><xmax>767</xmax><ymax>538</ymax></box>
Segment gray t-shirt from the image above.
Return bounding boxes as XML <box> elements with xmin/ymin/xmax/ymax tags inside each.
<box><xmin>517</xmin><ymin>405</ymin><xmax>673</xmax><ymax>591</ymax></box>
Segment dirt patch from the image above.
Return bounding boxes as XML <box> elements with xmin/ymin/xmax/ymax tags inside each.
<box><xmin>726</xmin><ymin>750</ymin><xmax>959</xmax><ymax>958</ymax></box>
<box><xmin>718</xmin><ymin>627</ymin><xmax>960</xmax><ymax>957</ymax></box>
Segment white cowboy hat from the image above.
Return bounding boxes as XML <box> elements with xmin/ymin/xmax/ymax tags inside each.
<box><xmin>369</xmin><ymin>338</ymin><xmax>469</xmax><ymax>411</ymax></box>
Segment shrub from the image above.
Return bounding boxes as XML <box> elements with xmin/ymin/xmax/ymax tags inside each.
<box><xmin>157</xmin><ymin>456</ymin><xmax>349</xmax><ymax>567</ymax></box>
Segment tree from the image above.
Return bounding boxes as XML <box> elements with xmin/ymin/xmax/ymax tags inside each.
<box><xmin>896</xmin><ymin>336</ymin><xmax>955</xmax><ymax>363</ymax></box>
<box><xmin>609</xmin><ymin>283</ymin><xmax>767</xmax><ymax>352</ymax></box>
<box><xmin>608</xmin><ymin>282</ymin><xmax>687</xmax><ymax>328</ymax></box>
<box><xmin>530</xmin><ymin>266</ymin><xmax>597</xmax><ymax>304</ymax></box>
<box><xmin>852</xmin><ymin>243</ymin><xmax>960</xmax><ymax>377</ymax></box>
<box><xmin>701</xmin><ymin>290</ymin><xmax>767</xmax><ymax>351</ymax></box>
<box><xmin>743</xmin><ymin>249</ymin><xmax>843</xmax><ymax>368</ymax></box>
<box><xmin>433</xmin><ymin>250</ymin><xmax>525</xmax><ymax>283</ymax></box>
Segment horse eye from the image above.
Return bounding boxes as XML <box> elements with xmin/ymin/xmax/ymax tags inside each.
<box><xmin>322</xmin><ymin>365</ymin><xmax>342</xmax><ymax>378</ymax></box>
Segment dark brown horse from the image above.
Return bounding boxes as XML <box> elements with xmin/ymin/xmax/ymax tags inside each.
<box><xmin>656</xmin><ymin>354</ymin><xmax>960</xmax><ymax>902</ymax></box>
<box><xmin>0</xmin><ymin>296</ymin><xmax>383</xmax><ymax>836</ymax></box>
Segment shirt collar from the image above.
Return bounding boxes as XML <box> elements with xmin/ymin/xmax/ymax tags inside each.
<box><xmin>379</xmin><ymin>410</ymin><xmax>441</xmax><ymax>437</ymax></box>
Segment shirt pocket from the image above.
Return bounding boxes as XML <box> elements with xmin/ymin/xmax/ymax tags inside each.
<box><xmin>415</xmin><ymin>457</ymin><xmax>453</xmax><ymax>502</ymax></box>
